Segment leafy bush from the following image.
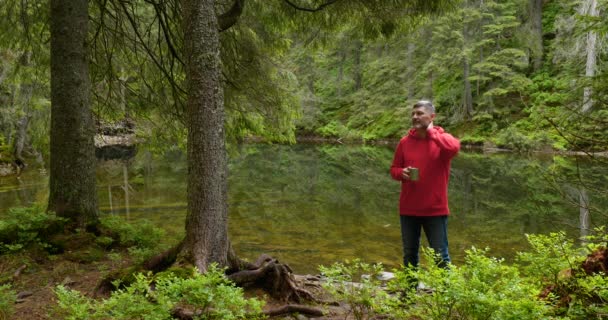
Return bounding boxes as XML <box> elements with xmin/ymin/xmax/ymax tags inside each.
<box><xmin>99</xmin><ymin>216</ymin><xmax>167</xmax><ymax>264</ymax></box>
<box><xmin>387</xmin><ymin>247</ymin><xmax>548</xmax><ymax>320</ymax></box>
<box><xmin>0</xmin><ymin>206</ymin><xmax>66</xmax><ymax>253</ymax></box>
<box><xmin>315</xmin><ymin>120</ymin><xmax>361</xmax><ymax>140</ymax></box>
<box><xmin>459</xmin><ymin>134</ymin><xmax>486</xmax><ymax>146</ymax></box>
<box><xmin>100</xmin><ymin>216</ymin><xmax>164</xmax><ymax>250</ymax></box>
<box><xmin>0</xmin><ymin>284</ymin><xmax>16</xmax><ymax>319</ymax></box>
<box><xmin>54</xmin><ymin>265</ymin><xmax>265</xmax><ymax>320</ymax></box>
<box><xmin>156</xmin><ymin>265</ymin><xmax>265</xmax><ymax>320</ymax></box>
<box><xmin>495</xmin><ymin>127</ymin><xmax>539</xmax><ymax>152</ymax></box>
<box><xmin>319</xmin><ymin>259</ymin><xmax>393</xmax><ymax>320</ymax></box>
<box><xmin>518</xmin><ymin>230</ymin><xmax>608</xmax><ymax>319</ymax></box>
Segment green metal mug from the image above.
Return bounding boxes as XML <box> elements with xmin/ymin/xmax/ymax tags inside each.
<box><xmin>409</xmin><ymin>167</ymin><xmax>419</xmax><ymax>181</ymax></box>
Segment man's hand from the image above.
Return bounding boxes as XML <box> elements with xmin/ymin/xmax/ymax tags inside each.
<box><xmin>402</xmin><ymin>167</ymin><xmax>411</xmax><ymax>180</ymax></box>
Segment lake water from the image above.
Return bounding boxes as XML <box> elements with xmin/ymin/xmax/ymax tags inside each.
<box><xmin>1</xmin><ymin>143</ymin><xmax>607</xmax><ymax>274</ymax></box>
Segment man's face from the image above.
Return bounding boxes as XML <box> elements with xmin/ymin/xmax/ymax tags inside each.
<box><xmin>411</xmin><ymin>106</ymin><xmax>435</xmax><ymax>129</ymax></box>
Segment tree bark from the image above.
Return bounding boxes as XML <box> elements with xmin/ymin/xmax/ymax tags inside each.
<box><xmin>462</xmin><ymin>19</ymin><xmax>473</xmax><ymax>119</ymax></box>
<box><xmin>580</xmin><ymin>0</ymin><xmax>598</xmax><ymax>112</ymax></box>
<box><xmin>336</xmin><ymin>48</ymin><xmax>346</xmax><ymax>98</ymax></box>
<box><xmin>48</xmin><ymin>0</ymin><xmax>99</xmax><ymax>230</ymax></box>
<box><xmin>579</xmin><ymin>188</ymin><xmax>589</xmax><ymax>239</ymax></box>
<box><xmin>182</xmin><ymin>0</ymin><xmax>232</xmax><ymax>271</ymax></box>
<box><xmin>530</xmin><ymin>0</ymin><xmax>543</xmax><ymax>72</ymax></box>
<box><xmin>353</xmin><ymin>40</ymin><xmax>363</xmax><ymax>91</ymax></box>
<box><xmin>406</xmin><ymin>41</ymin><xmax>415</xmax><ymax>100</ymax></box>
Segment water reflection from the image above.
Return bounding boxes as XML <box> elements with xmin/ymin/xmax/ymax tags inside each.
<box><xmin>0</xmin><ymin>144</ymin><xmax>606</xmax><ymax>274</ymax></box>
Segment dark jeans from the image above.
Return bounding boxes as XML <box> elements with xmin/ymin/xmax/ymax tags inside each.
<box><xmin>400</xmin><ymin>215</ymin><xmax>450</xmax><ymax>269</ymax></box>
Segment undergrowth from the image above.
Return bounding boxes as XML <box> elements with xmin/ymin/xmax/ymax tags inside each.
<box><xmin>53</xmin><ymin>265</ymin><xmax>265</xmax><ymax>320</ymax></box>
<box><xmin>320</xmin><ymin>228</ymin><xmax>608</xmax><ymax>320</ymax></box>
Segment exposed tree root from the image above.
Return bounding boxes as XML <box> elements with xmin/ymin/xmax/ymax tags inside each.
<box><xmin>227</xmin><ymin>254</ymin><xmax>317</xmax><ymax>303</ymax></box>
<box><xmin>96</xmin><ymin>245</ymin><xmax>323</xmax><ymax>316</ymax></box>
<box><xmin>94</xmin><ymin>242</ymin><xmax>183</xmax><ymax>297</ymax></box>
<box><xmin>0</xmin><ymin>264</ymin><xmax>27</xmax><ymax>285</ymax></box>
<box><xmin>171</xmin><ymin>304</ymin><xmax>324</xmax><ymax>319</ymax></box>
<box><xmin>263</xmin><ymin>304</ymin><xmax>325</xmax><ymax>317</ymax></box>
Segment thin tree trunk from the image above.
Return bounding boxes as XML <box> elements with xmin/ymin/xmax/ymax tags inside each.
<box><xmin>336</xmin><ymin>49</ymin><xmax>346</xmax><ymax>98</ymax></box>
<box><xmin>353</xmin><ymin>40</ymin><xmax>363</xmax><ymax>91</ymax></box>
<box><xmin>406</xmin><ymin>41</ymin><xmax>415</xmax><ymax>100</ymax></box>
<box><xmin>580</xmin><ymin>0</ymin><xmax>598</xmax><ymax>112</ymax></box>
<box><xmin>182</xmin><ymin>0</ymin><xmax>231</xmax><ymax>271</ymax></box>
<box><xmin>123</xmin><ymin>163</ymin><xmax>130</xmax><ymax>220</ymax></box>
<box><xmin>13</xmin><ymin>52</ymin><xmax>33</xmax><ymax>164</ymax></box>
<box><xmin>530</xmin><ymin>0</ymin><xmax>543</xmax><ymax>72</ymax></box>
<box><xmin>579</xmin><ymin>188</ymin><xmax>589</xmax><ymax>239</ymax></box>
<box><xmin>477</xmin><ymin>0</ymin><xmax>484</xmax><ymax>96</ymax></box>
<box><xmin>462</xmin><ymin>20</ymin><xmax>473</xmax><ymax>119</ymax></box>
<box><xmin>48</xmin><ymin>0</ymin><xmax>98</xmax><ymax>230</ymax></box>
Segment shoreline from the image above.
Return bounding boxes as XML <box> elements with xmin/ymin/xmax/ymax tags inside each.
<box><xmin>256</xmin><ymin>135</ymin><xmax>608</xmax><ymax>158</ymax></box>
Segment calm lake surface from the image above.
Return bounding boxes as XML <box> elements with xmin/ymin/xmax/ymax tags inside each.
<box><xmin>1</xmin><ymin>143</ymin><xmax>607</xmax><ymax>274</ymax></box>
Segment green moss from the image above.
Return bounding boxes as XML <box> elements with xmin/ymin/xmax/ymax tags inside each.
<box><xmin>64</xmin><ymin>247</ymin><xmax>106</xmax><ymax>263</ymax></box>
<box><xmin>153</xmin><ymin>266</ymin><xmax>194</xmax><ymax>280</ymax></box>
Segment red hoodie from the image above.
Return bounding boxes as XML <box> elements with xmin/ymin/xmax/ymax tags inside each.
<box><xmin>390</xmin><ymin>126</ymin><xmax>460</xmax><ymax>216</ymax></box>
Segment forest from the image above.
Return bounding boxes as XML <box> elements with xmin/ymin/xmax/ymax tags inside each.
<box><xmin>0</xmin><ymin>0</ymin><xmax>607</xmax><ymax>319</ymax></box>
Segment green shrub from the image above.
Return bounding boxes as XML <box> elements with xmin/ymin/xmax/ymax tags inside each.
<box><xmin>315</xmin><ymin>120</ymin><xmax>361</xmax><ymax>140</ymax></box>
<box><xmin>54</xmin><ymin>265</ymin><xmax>265</xmax><ymax>320</ymax></box>
<box><xmin>100</xmin><ymin>216</ymin><xmax>165</xmax><ymax>250</ymax></box>
<box><xmin>54</xmin><ymin>285</ymin><xmax>95</xmax><ymax>320</ymax></box>
<box><xmin>517</xmin><ymin>230</ymin><xmax>608</xmax><ymax>319</ymax></box>
<box><xmin>156</xmin><ymin>265</ymin><xmax>265</xmax><ymax>320</ymax></box>
<box><xmin>0</xmin><ymin>284</ymin><xmax>16</xmax><ymax>319</ymax></box>
<box><xmin>459</xmin><ymin>135</ymin><xmax>486</xmax><ymax>146</ymax></box>
<box><xmin>495</xmin><ymin>127</ymin><xmax>538</xmax><ymax>152</ymax></box>
<box><xmin>0</xmin><ymin>206</ymin><xmax>66</xmax><ymax>253</ymax></box>
<box><xmin>319</xmin><ymin>259</ymin><xmax>393</xmax><ymax>320</ymax></box>
<box><xmin>517</xmin><ymin>232</ymin><xmax>581</xmax><ymax>284</ymax></box>
<box><xmin>388</xmin><ymin>247</ymin><xmax>548</xmax><ymax>320</ymax></box>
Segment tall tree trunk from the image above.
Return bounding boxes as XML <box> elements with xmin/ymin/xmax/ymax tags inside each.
<box><xmin>353</xmin><ymin>40</ymin><xmax>363</xmax><ymax>91</ymax></box>
<box><xmin>182</xmin><ymin>0</ymin><xmax>231</xmax><ymax>271</ymax></box>
<box><xmin>48</xmin><ymin>0</ymin><xmax>98</xmax><ymax>230</ymax></box>
<box><xmin>580</xmin><ymin>0</ymin><xmax>598</xmax><ymax>112</ymax></box>
<box><xmin>13</xmin><ymin>52</ymin><xmax>33</xmax><ymax>165</ymax></box>
<box><xmin>462</xmin><ymin>20</ymin><xmax>473</xmax><ymax>119</ymax></box>
<box><xmin>530</xmin><ymin>0</ymin><xmax>543</xmax><ymax>72</ymax></box>
<box><xmin>13</xmin><ymin>87</ymin><xmax>33</xmax><ymax>162</ymax></box>
<box><xmin>579</xmin><ymin>188</ymin><xmax>590</xmax><ymax>239</ymax></box>
<box><xmin>336</xmin><ymin>49</ymin><xmax>346</xmax><ymax>98</ymax></box>
<box><xmin>406</xmin><ymin>41</ymin><xmax>415</xmax><ymax>100</ymax></box>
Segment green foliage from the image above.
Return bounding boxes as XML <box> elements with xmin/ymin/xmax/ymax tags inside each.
<box><xmin>495</xmin><ymin>127</ymin><xmax>540</xmax><ymax>153</ymax></box>
<box><xmin>0</xmin><ymin>284</ymin><xmax>16</xmax><ymax>319</ymax></box>
<box><xmin>517</xmin><ymin>232</ymin><xmax>581</xmax><ymax>284</ymax></box>
<box><xmin>0</xmin><ymin>206</ymin><xmax>66</xmax><ymax>253</ymax></box>
<box><xmin>100</xmin><ymin>216</ymin><xmax>164</xmax><ymax>250</ymax></box>
<box><xmin>315</xmin><ymin>120</ymin><xmax>361</xmax><ymax>140</ymax></box>
<box><xmin>319</xmin><ymin>259</ymin><xmax>393</xmax><ymax>320</ymax></box>
<box><xmin>54</xmin><ymin>285</ymin><xmax>95</xmax><ymax>320</ymax></box>
<box><xmin>388</xmin><ymin>247</ymin><xmax>548</xmax><ymax>320</ymax></box>
<box><xmin>517</xmin><ymin>230</ymin><xmax>608</xmax><ymax>319</ymax></box>
<box><xmin>53</xmin><ymin>266</ymin><xmax>264</xmax><ymax>320</ymax></box>
<box><xmin>317</xmin><ymin>230</ymin><xmax>608</xmax><ymax>319</ymax></box>
<box><xmin>459</xmin><ymin>134</ymin><xmax>485</xmax><ymax>146</ymax></box>
<box><xmin>157</xmin><ymin>265</ymin><xmax>265</xmax><ymax>320</ymax></box>
<box><xmin>99</xmin><ymin>216</ymin><xmax>166</xmax><ymax>263</ymax></box>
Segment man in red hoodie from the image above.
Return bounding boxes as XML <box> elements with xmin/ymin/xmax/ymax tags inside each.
<box><xmin>390</xmin><ymin>100</ymin><xmax>460</xmax><ymax>270</ymax></box>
